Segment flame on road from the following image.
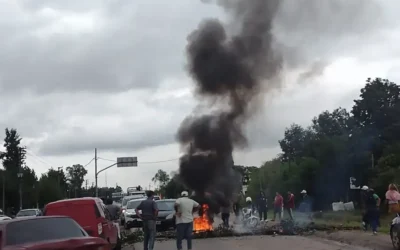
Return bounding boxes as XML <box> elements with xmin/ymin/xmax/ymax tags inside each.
<box><xmin>193</xmin><ymin>204</ymin><xmax>213</xmax><ymax>232</ymax></box>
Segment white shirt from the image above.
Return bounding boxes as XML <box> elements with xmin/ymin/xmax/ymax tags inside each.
<box><xmin>175</xmin><ymin>197</ymin><xmax>199</xmax><ymax>224</ymax></box>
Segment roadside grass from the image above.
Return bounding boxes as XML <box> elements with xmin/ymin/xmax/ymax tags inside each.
<box><xmin>313</xmin><ymin>210</ymin><xmax>392</xmax><ymax>234</ymax></box>
<box><xmin>266</xmin><ymin>210</ymin><xmax>393</xmax><ymax>234</ymax></box>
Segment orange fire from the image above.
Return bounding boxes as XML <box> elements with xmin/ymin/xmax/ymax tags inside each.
<box><xmin>193</xmin><ymin>204</ymin><xmax>213</xmax><ymax>232</ymax></box>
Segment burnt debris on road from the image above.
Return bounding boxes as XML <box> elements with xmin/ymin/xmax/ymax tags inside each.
<box><xmin>120</xmin><ymin>219</ymin><xmax>361</xmax><ymax>246</ymax></box>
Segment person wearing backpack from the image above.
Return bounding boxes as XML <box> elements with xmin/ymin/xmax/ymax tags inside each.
<box><xmin>364</xmin><ymin>188</ymin><xmax>380</xmax><ymax>235</ymax></box>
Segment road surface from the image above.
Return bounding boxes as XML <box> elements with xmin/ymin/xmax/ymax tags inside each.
<box><xmin>128</xmin><ymin>235</ymin><xmax>371</xmax><ymax>250</ymax></box>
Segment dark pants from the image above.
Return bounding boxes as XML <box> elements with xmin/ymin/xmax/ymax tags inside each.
<box><xmin>273</xmin><ymin>207</ymin><xmax>282</xmax><ymax>220</ymax></box>
<box><xmin>258</xmin><ymin>207</ymin><xmax>267</xmax><ymax>220</ymax></box>
<box><xmin>176</xmin><ymin>222</ymin><xmax>193</xmax><ymax>250</ymax></box>
<box><xmin>286</xmin><ymin>207</ymin><xmax>294</xmax><ymax>220</ymax></box>
<box><xmin>221</xmin><ymin>213</ymin><xmax>230</xmax><ymax>227</ymax></box>
<box><xmin>366</xmin><ymin>208</ymin><xmax>379</xmax><ymax>232</ymax></box>
<box><xmin>143</xmin><ymin>220</ymin><xmax>156</xmax><ymax>250</ymax></box>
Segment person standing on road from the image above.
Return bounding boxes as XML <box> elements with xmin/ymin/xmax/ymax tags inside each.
<box><xmin>136</xmin><ymin>190</ymin><xmax>159</xmax><ymax>250</ymax></box>
<box><xmin>257</xmin><ymin>191</ymin><xmax>268</xmax><ymax>221</ymax></box>
<box><xmin>105</xmin><ymin>198</ymin><xmax>121</xmax><ymax>239</ymax></box>
<box><xmin>364</xmin><ymin>188</ymin><xmax>380</xmax><ymax>235</ymax></box>
<box><xmin>221</xmin><ymin>202</ymin><xmax>231</xmax><ymax>228</ymax></box>
<box><xmin>174</xmin><ymin>191</ymin><xmax>200</xmax><ymax>250</ymax></box>
<box><xmin>361</xmin><ymin>185</ymin><xmax>370</xmax><ymax>230</ymax></box>
<box><xmin>286</xmin><ymin>191</ymin><xmax>295</xmax><ymax>220</ymax></box>
<box><xmin>272</xmin><ymin>192</ymin><xmax>283</xmax><ymax>221</ymax></box>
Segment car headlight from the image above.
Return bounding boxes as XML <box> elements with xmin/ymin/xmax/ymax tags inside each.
<box><xmin>166</xmin><ymin>213</ymin><xmax>174</xmax><ymax>220</ymax></box>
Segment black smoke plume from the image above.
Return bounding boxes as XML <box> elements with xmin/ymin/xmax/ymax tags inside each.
<box><xmin>177</xmin><ymin>0</ymin><xmax>282</xmax><ymax>211</ymax></box>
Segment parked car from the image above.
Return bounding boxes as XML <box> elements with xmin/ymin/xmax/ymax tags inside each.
<box><xmin>0</xmin><ymin>216</ymin><xmax>109</xmax><ymax>250</ymax></box>
<box><xmin>44</xmin><ymin>197</ymin><xmax>120</xmax><ymax>250</ymax></box>
<box><xmin>15</xmin><ymin>209</ymin><xmax>41</xmax><ymax>218</ymax></box>
<box><xmin>120</xmin><ymin>195</ymin><xmax>145</xmax><ymax>226</ymax></box>
<box><xmin>124</xmin><ymin>198</ymin><xmax>146</xmax><ymax>229</ymax></box>
<box><xmin>155</xmin><ymin>199</ymin><xmax>176</xmax><ymax>231</ymax></box>
<box><xmin>0</xmin><ymin>215</ymin><xmax>11</xmax><ymax>221</ymax></box>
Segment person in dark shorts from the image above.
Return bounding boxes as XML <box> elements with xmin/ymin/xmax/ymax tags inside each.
<box><xmin>136</xmin><ymin>191</ymin><xmax>158</xmax><ymax>250</ymax></box>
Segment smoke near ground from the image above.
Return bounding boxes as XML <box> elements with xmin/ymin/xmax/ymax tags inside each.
<box><xmin>176</xmin><ymin>0</ymin><xmax>388</xmax><ymax>211</ymax></box>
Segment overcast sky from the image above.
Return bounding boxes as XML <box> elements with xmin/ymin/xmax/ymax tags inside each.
<box><xmin>1</xmin><ymin>0</ymin><xmax>400</xmax><ymax>192</ymax></box>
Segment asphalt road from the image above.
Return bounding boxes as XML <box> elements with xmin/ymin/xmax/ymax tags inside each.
<box><xmin>128</xmin><ymin>235</ymin><xmax>370</xmax><ymax>250</ymax></box>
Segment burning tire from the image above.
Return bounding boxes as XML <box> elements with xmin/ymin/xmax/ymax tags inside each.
<box><xmin>245</xmin><ymin>217</ymin><xmax>259</xmax><ymax>228</ymax></box>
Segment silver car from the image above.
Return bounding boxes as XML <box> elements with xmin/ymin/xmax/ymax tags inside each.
<box><xmin>120</xmin><ymin>194</ymin><xmax>145</xmax><ymax>225</ymax></box>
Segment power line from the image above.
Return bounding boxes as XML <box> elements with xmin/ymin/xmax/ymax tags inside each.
<box><xmin>97</xmin><ymin>157</ymin><xmax>179</xmax><ymax>164</ymax></box>
<box><xmin>25</xmin><ymin>150</ymin><xmax>54</xmax><ymax>167</ymax></box>
<box><xmin>83</xmin><ymin>158</ymin><xmax>95</xmax><ymax>168</ymax></box>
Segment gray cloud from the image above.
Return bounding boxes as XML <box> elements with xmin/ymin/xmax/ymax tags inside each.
<box><xmin>0</xmin><ymin>1</ymin><xmax>220</xmax><ymax>95</ymax></box>
<box><xmin>0</xmin><ymin>0</ymin><xmax>399</xmax><ymax>159</ymax></box>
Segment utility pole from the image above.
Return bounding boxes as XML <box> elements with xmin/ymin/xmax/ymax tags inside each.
<box><xmin>95</xmin><ymin>148</ymin><xmax>98</xmax><ymax>197</ymax></box>
<box><xmin>105</xmin><ymin>172</ymin><xmax>107</xmax><ymax>187</ymax></box>
<box><xmin>18</xmin><ymin>148</ymin><xmax>23</xmax><ymax>211</ymax></box>
<box><xmin>2</xmin><ymin>171</ymin><xmax>4</xmax><ymax>213</ymax></box>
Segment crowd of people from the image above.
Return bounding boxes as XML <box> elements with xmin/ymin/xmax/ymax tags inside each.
<box><xmin>231</xmin><ymin>189</ymin><xmax>313</xmax><ymax>225</ymax></box>
<box><xmin>136</xmin><ymin>184</ymin><xmax>400</xmax><ymax>250</ymax></box>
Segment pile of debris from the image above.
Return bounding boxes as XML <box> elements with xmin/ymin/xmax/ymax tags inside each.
<box><xmin>121</xmin><ymin>220</ymin><xmax>361</xmax><ymax>245</ymax></box>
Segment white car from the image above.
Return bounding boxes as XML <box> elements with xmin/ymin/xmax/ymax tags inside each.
<box><xmin>124</xmin><ymin>198</ymin><xmax>145</xmax><ymax>229</ymax></box>
<box><xmin>0</xmin><ymin>215</ymin><xmax>11</xmax><ymax>221</ymax></box>
<box><xmin>120</xmin><ymin>195</ymin><xmax>145</xmax><ymax>225</ymax></box>
<box><xmin>16</xmin><ymin>209</ymin><xmax>42</xmax><ymax>218</ymax></box>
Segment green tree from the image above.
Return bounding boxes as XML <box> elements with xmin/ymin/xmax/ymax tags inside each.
<box><xmin>1</xmin><ymin>128</ymin><xmax>29</xmax><ymax>210</ymax></box>
<box><xmin>66</xmin><ymin>164</ymin><xmax>88</xmax><ymax>198</ymax></box>
<box><xmin>152</xmin><ymin>169</ymin><xmax>170</xmax><ymax>189</ymax></box>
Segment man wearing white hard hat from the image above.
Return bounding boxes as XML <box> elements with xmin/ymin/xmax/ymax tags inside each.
<box><xmin>175</xmin><ymin>191</ymin><xmax>200</xmax><ymax>250</ymax></box>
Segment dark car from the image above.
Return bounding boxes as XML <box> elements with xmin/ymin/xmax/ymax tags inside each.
<box><xmin>0</xmin><ymin>216</ymin><xmax>109</xmax><ymax>250</ymax></box>
<box><xmin>156</xmin><ymin>199</ymin><xmax>176</xmax><ymax>231</ymax></box>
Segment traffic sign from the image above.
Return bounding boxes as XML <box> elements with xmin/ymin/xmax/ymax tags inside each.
<box><xmin>117</xmin><ymin>157</ymin><xmax>138</xmax><ymax>167</ymax></box>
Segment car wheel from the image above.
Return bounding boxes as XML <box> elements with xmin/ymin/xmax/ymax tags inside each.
<box><xmin>391</xmin><ymin>225</ymin><xmax>400</xmax><ymax>250</ymax></box>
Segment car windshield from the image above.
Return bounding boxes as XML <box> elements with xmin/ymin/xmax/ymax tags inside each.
<box><xmin>122</xmin><ymin>195</ymin><xmax>144</xmax><ymax>206</ymax></box>
<box><xmin>16</xmin><ymin>210</ymin><xmax>36</xmax><ymax>217</ymax></box>
<box><xmin>127</xmin><ymin>200</ymin><xmax>144</xmax><ymax>209</ymax></box>
<box><xmin>156</xmin><ymin>200</ymin><xmax>175</xmax><ymax>211</ymax></box>
<box><xmin>6</xmin><ymin>217</ymin><xmax>87</xmax><ymax>246</ymax></box>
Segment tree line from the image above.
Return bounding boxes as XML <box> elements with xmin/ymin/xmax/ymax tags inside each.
<box><xmin>0</xmin><ymin>128</ymin><xmax>122</xmax><ymax>213</ymax></box>
<box><xmin>155</xmin><ymin>77</ymin><xmax>400</xmax><ymax>211</ymax></box>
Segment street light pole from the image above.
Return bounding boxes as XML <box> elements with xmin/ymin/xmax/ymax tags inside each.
<box><xmin>94</xmin><ymin>156</ymin><xmax>137</xmax><ymax>197</ymax></box>
<box><xmin>95</xmin><ymin>162</ymin><xmax>117</xmax><ymax>197</ymax></box>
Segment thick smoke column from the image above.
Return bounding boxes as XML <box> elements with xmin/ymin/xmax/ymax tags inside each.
<box><xmin>177</xmin><ymin>0</ymin><xmax>282</xmax><ymax>210</ymax></box>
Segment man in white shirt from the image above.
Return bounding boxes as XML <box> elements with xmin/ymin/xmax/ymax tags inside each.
<box><xmin>174</xmin><ymin>191</ymin><xmax>200</xmax><ymax>250</ymax></box>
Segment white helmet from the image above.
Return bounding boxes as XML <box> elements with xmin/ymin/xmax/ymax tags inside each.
<box><xmin>245</xmin><ymin>197</ymin><xmax>252</xmax><ymax>202</ymax></box>
<box><xmin>361</xmin><ymin>185</ymin><xmax>369</xmax><ymax>191</ymax></box>
<box><xmin>300</xmin><ymin>190</ymin><xmax>307</xmax><ymax>194</ymax></box>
